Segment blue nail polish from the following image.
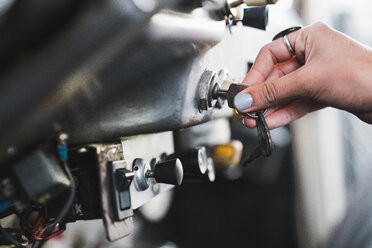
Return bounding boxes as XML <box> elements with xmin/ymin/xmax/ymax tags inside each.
<box><xmin>234</xmin><ymin>94</ymin><xmax>253</xmax><ymax>111</ymax></box>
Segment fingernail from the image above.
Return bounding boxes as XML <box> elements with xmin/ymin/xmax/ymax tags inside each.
<box><xmin>234</xmin><ymin>94</ymin><xmax>253</xmax><ymax>111</ymax></box>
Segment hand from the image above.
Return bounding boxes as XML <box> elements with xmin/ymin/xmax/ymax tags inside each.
<box><xmin>234</xmin><ymin>22</ymin><xmax>372</xmax><ymax>129</ymax></box>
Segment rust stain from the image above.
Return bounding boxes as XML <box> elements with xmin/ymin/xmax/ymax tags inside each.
<box><xmin>184</xmin><ymin>115</ymin><xmax>210</xmax><ymax>128</ymax></box>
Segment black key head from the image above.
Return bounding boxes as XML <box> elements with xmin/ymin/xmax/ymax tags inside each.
<box><xmin>256</xmin><ymin>112</ymin><xmax>272</xmax><ymax>156</ymax></box>
<box><xmin>243</xmin><ymin>111</ymin><xmax>273</xmax><ymax>165</ymax></box>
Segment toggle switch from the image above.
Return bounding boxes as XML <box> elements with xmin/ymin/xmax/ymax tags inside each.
<box><xmin>109</xmin><ymin>161</ymin><xmax>134</xmax><ymax>221</ymax></box>
<box><xmin>166</xmin><ymin>146</ymin><xmax>208</xmax><ymax>176</ymax></box>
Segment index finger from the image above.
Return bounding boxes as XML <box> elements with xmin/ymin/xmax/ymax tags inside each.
<box><xmin>242</xmin><ymin>29</ymin><xmax>302</xmax><ymax>86</ymax></box>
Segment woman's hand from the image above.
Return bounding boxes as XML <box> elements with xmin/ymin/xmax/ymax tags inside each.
<box><xmin>234</xmin><ymin>22</ymin><xmax>372</xmax><ymax>129</ymax></box>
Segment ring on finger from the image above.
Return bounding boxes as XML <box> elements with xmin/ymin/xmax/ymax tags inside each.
<box><xmin>283</xmin><ymin>34</ymin><xmax>295</xmax><ymax>56</ymax></box>
<box><xmin>273</xmin><ymin>26</ymin><xmax>302</xmax><ymax>57</ymax></box>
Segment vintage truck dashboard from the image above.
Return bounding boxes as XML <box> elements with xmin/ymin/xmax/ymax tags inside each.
<box><xmin>0</xmin><ymin>0</ymin><xmax>295</xmax><ymax>247</ymax></box>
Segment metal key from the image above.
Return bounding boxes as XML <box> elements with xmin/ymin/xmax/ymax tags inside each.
<box><xmin>214</xmin><ymin>82</ymin><xmax>273</xmax><ymax>163</ymax></box>
<box><xmin>244</xmin><ymin>111</ymin><xmax>272</xmax><ymax>164</ymax></box>
<box><xmin>215</xmin><ymin>83</ymin><xmax>248</xmax><ymax>108</ymax></box>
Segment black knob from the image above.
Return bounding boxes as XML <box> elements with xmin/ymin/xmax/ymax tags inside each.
<box><xmin>183</xmin><ymin>158</ymin><xmax>216</xmax><ymax>183</ymax></box>
<box><xmin>166</xmin><ymin>147</ymin><xmax>208</xmax><ymax>176</ymax></box>
<box><xmin>242</xmin><ymin>6</ymin><xmax>268</xmax><ymax>30</ymax></box>
<box><xmin>151</xmin><ymin>159</ymin><xmax>184</xmax><ymax>185</ymax></box>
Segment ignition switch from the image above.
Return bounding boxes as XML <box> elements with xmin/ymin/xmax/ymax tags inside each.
<box><xmin>198</xmin><ymin>69</ymin><xmax>248</xmax><ymax>112</ymax></box>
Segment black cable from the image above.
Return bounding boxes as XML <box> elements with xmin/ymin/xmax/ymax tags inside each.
<box><xmin>0</xmin><ymin>223</ymin><xmax>25</xmax><ymax>248</ymax></box>
<box><xmin>36</xmin><ymin>162</ymin><xmax>75</xmax><ymax>248</ymax></box>
<box><xmin>0</xmin><ymin>206</ymin><xmax>16</xmax><ymax>219</ymax></box>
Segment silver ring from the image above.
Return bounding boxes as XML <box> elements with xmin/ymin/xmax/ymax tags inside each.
<box><xmin>273</xmin><ymin>26</ymin><xmax>302</xmax><ymax>41</ymax></box>
<box><xmin>283</xmin><ymin>34</ymin><xmax>295</xmax><ymax>56</ymax></box>
<box><xmin>245</xmin><ymin>109</ymin><xmax>268</xmax><ymax>119</ymax></box>
<box><xmin>273</xmin><ymin>26</ymin><xmax>302</xmax><ymax>57</ymax></box>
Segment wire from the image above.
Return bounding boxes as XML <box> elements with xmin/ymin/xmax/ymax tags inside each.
<box><xmin>35</xmin><ymin>162</ymin><xmax>75</xmax><ymax>248</ymax></box>
<box><xmin>0</xmin><ymin>222</ymin><xmax>25</xmax><ymax>248</ymax></box>
<box><xmin>31</xmin><ymin>216</ymin><xmax>64</xmax><ymax>241</ymax></box>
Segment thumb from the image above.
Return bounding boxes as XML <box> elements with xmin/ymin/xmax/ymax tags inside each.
<box><xmin>234</xmin><ymin>67</ymin><xmax>307</xmax><ymax>112</ymax></box>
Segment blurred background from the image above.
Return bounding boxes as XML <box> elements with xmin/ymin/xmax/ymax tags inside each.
<box><xmin>2</xmin><ymin>0</ymin><xmax>372</xmax><ymax>247</ymax></box>
<box><xmin>52</xmin><ymin>1</ymin><xmax>372</xmax><ymax>247</ymax></box>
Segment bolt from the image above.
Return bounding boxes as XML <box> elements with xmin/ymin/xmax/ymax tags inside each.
<box><xmin>199</xmin><ymin>99</ymin><xmax>208</xmax><ymax>112</ymax></box>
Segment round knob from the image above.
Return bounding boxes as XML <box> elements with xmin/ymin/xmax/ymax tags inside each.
<box><xmin>150</xmin><ymin>159</ymin><xmax>184</xmax><ymax>185</ymax></box>
<box><xmin>166</xmin><ymin>147</ymin><xmax>208</xmax><ymax>175</ymax></box>
<box><xmin>206</xmin><ymin>158</ymin><xmax>216</xmax><ymax>182</ymax></box>
<box><xmin>212</xmin><ymin>140</ymin><xmax>243</xmax><ymax>170</ymax></box>
<box><xmin>242</xmin><ymin>6</ymin><xmax>268</xmax><ymax>30</ymax></box>
<box><xmin>183</xmin><ymin>157</ymin><xmax>216</xmax><ymax>183</ymax></box>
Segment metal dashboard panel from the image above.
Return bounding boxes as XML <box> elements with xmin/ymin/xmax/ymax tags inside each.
<box><xmin>0</xmin><ymin>2</ymin><xmax>274</xmax><ymax>165</ymax></box>
<box><xmin>65</xmin><ymin>12</ymin><xmax>273</xmax><ymax>145</ymax></box>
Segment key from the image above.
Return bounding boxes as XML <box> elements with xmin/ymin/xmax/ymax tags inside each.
<box><xmin>244</xmin><ymin>111</ymin><xmax>272</xmax><ymax>164</ymax></box>
<box><xmin>214</xmin><ymin>82</ymin><xmax>273</xmax><ymax>163</ymax></box>
<box><xmin>215</xmin><ymin>83</ymin><xmax>248</xmax><ymax>109</ymax></box>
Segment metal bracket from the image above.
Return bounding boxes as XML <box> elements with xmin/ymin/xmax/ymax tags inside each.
<box><xmin>96</xmin><ymin>144</ymin><xmax>133</xmax><ymax>242</ymax></box>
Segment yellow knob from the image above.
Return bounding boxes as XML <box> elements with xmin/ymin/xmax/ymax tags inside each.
<box><xmin>212</xmin><ymin>140</ymin><xmax>243</xmax><ymax>169</ymax></box>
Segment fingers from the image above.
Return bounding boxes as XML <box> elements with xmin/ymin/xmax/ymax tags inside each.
<box><xmin>236</xmin><ymin>65</ymin><xmax>309</xmax><ymax>113</ymax></box>
<box><xmin>243</xmin><ymin>99</ymin><xmax>324</xmax><ymax>130</ymax></box>
<box><xmin>265</xmin><ymin>58</ymin><xmax>302</xmax><ymax>82</ymax></box>
<box><xmin>241</xmin><ymin>29</ymin><xmax>303</xmax><ymax>86</ymax></box>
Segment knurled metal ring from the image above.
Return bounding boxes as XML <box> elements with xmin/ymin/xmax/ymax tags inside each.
<box><xmin>245</xmin><ymin>109</ymin><xmax>268</xmax><ymax>119</ymax></box>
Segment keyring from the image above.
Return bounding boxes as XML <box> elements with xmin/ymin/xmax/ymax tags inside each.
<box><xmin>245</xmin><ymin>109</ymin><xmax>268</xmax><ymax>119</ymax></box>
